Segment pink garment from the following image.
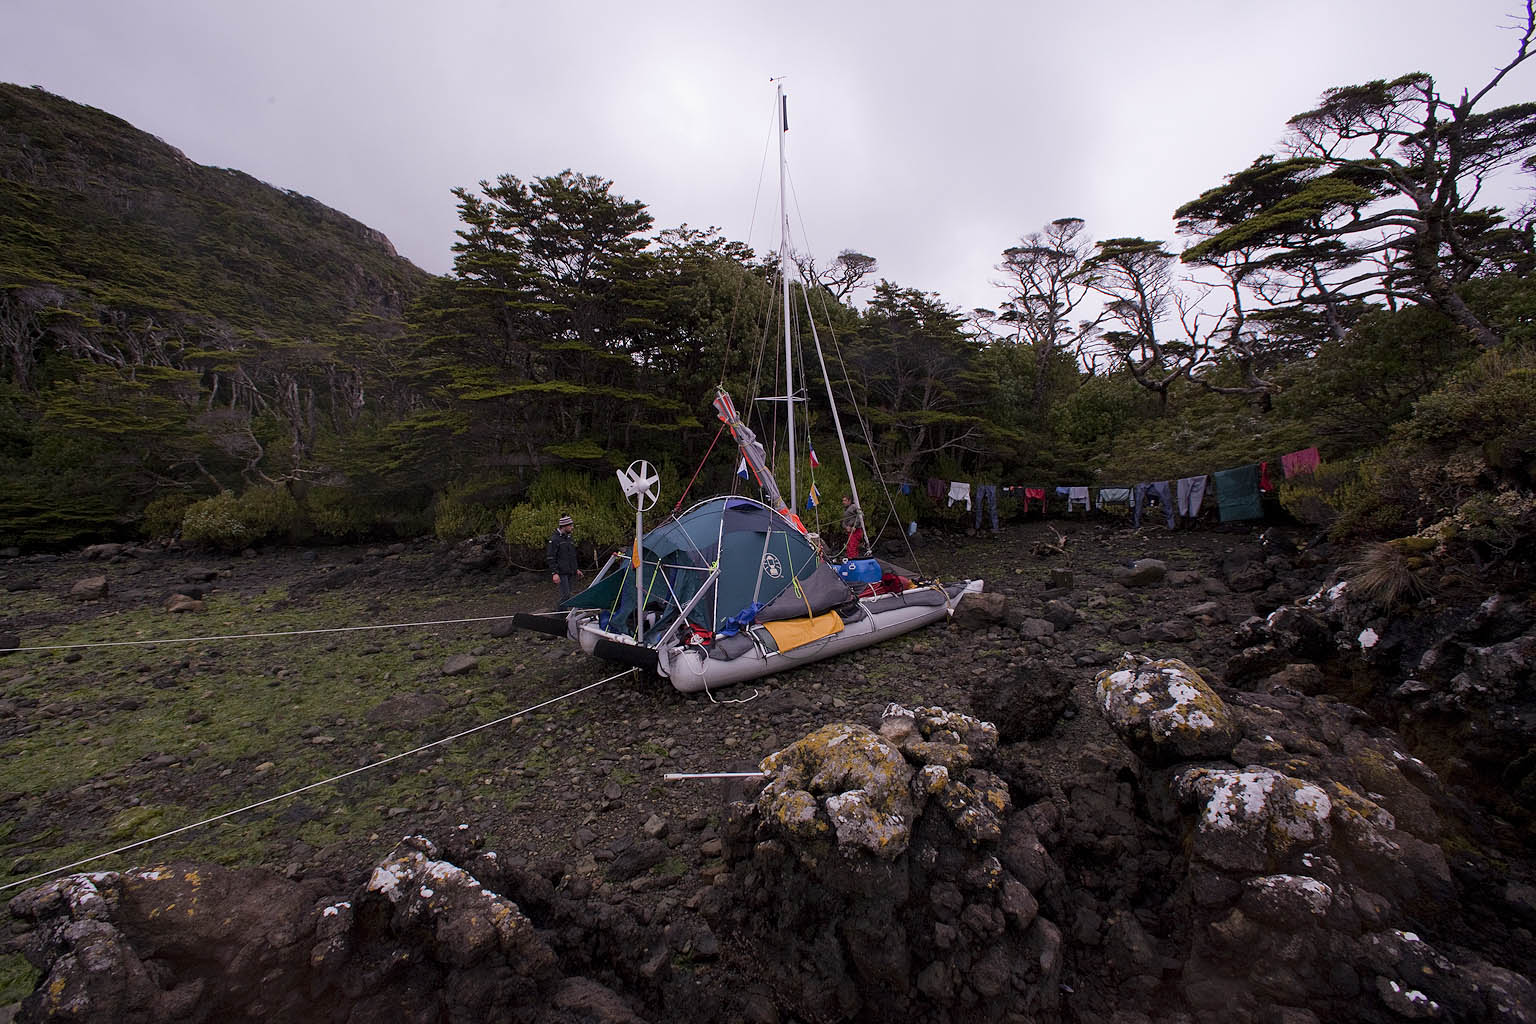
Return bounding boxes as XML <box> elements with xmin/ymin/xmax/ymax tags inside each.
<box><xmin>1023</xmin><ymin>487</ymin><xmax>1046</xmax><ymax>514</ymax></box>
<box><xmin>1282</xmin><ymin>447</ymin><xmax>1321</xmax><ymax>478</ymax></box>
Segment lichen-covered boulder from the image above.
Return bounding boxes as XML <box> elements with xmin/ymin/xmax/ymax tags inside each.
<box><xmin>1175</xmin><ymin>766</ymin><xmax>1333</xmax><ymax>873</ymax></box>
<box><xmin>10</xmin><ymin>864</ymin><xmax>332</xmax><ymax>1022</ymax></box>
<box><xmin>1096</xmin><ymin>653</ymin><xmax>1238</xmax><ymax>765</ymax></box>
<box><xmin>363</xmin><ymin>835</ymin><xmax>551</xmax><ymax>970</ymax></box>
<box><xmin>879</xmin><ymin>703</ymin><xmax>998</xmax><ymax>771</ymax></box>
<box><xmin>915</xmin><ymin>764</ymin><xmax>1011</xmax><ymax>845</ymax></box>
<box><xmin>7</xmin><ymin>838</ymin><xmax>635</xmax><ymax>1024</ymax></box>
<box><xmin>757</xmin><ymin>722</ymin><xmax>917</xmax><ymax>859</ymax></box>
<box><xmin>719</xmin><ymin>706</ymin><xmax>1065</xmax><ymax>1023</ymax></box>
<box><xmin>1238</xmin><ymin>873</ymin><xmax>1334</xmax><ymax>931</ymax></box>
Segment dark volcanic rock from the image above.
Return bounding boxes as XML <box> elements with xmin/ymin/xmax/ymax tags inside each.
<box><xmin>6</xmin><ymin>837</ymin><xmax>612</xmax><ymax>1024</ymax></box>
<box><xmin>970</xmin><ymin>657</ymin><xmax>1072</xmax><ymax>741</ymax></box>
<box><xmin>1117</xmin><ymin>558</ymin><xmax>1167</xmax><ymax>587</ymax></box>
<box><xmin>949</xmin><ymin>590</ymin><xmax>1006</xmax><ymax>631</ymax></box>
<box><xmin>713</xmin><ymin>704</ymin><xmax>1063</xmax><ymax>1022</ymax></box>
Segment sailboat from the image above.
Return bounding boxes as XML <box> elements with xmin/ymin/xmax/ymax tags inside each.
<box><xmin>551</xmin><ymin>84</ymin><xmax>982</xmax><ymax>695</ymax></box>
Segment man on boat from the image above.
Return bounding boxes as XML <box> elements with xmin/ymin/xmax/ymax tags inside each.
<box><xmin>841</xmin><ymin>495</ymin><xmax>864</xmax><ymax>561</ymax></box>
<box><xmin>546</xmin><ymin>513</ymin><xmax>583</xmax><ymax>603</ymax></box>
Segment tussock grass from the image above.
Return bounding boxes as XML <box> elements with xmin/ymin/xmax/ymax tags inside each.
<box><xmin>1345</xmin><ymin>541</ymin><xmax>1433</xmax><ymax>607</ymax></box>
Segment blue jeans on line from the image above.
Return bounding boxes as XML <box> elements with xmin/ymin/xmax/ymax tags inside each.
<box><xmin>975</xmin><ymin>484</ymin><xmax>998</xmax><ymax>531</ymax></box>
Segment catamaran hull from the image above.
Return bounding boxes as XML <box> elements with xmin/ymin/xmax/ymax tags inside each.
<box><xmin>571</xmin><ymin>579</ymin><xmax>982</xmax><ymax>694</ymax></box>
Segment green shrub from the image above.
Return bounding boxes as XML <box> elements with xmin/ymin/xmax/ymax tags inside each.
<box><xmin>1277</xmin><ymin>462</ymin><xmax>1355</xmax><ymax>528</ymax></box>
<box><xmin>1440</xmin><ymin>487</ymin><xmax>1536</xmax><ymax>558</ymax></box>
<box><xmin>235</xmin><ymin>484</ymin><xmax>301</xmax><ymax>543</ymax></box>
<box><xmin>180</xmin><ymin>485</ymin><xmax>301</xmax><ymax>550</ymax></box>
<box><xmin>1326</xmin><ymin>456</ymin><xmax>1420</xmax><ymax>541</ymax></box>
<box><xmin>302</xmin><ymin>485</ymin><xmax>372</xmax><ymax>542</ymax></box>
<box><xmin>181</xmin><ymin>491</ymin><xmax>247</xmax><ymax>550</ymax></box>
<box><xmin>502</xmin><ymin>501</ymin><xmax>566</xmax><ymax>565</ymax></box>
<box><xmin>433</xmin><ymin>476</ymin><xmax>517</xmax><ymax>542</ymax></box>
<box><xmin>510</xmin><ymin>467</ymin><xmax>635</xmax><ymax>553</ymax></box>
<box><xmin>139</xmin><ymin>492</ymin><xmax>195</xmax><ymax>539</ymax></box>
<box><xmin>0</xmin><ymin>951</ymin><xmax>40</xmax><ymax>1008</ymax></box>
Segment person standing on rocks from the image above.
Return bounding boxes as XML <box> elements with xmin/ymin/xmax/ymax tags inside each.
<box><xmin>841</xmin><ymin>494</ymin><xmax>864</xmax><ymax>561</ymax></box>
<box><xmin>546</xmin><ymin>513</ymin><xmax>583</xmax><ymax>604</ymax></box>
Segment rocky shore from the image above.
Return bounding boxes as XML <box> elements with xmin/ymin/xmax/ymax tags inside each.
<box><xmin>2</xmin><ymin>519</ymin><xmax>1533</xmax><ymax>1021</ymax></box>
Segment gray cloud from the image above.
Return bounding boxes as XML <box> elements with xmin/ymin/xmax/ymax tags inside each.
<box><xmin>5</xmin><ymin>0</ymin><xmax>1530</xmax><ymax>314</ymax></box>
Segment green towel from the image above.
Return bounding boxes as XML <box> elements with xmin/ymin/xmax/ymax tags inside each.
<box><xmin>1214</xmin><ymin>463</ymin><xmax>1263</xmax><ymax>522</ymax></box>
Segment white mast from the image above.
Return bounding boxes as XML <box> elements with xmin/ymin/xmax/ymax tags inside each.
<box><xmin>800</xmin><ymin>287</ymin><xmax>862</xmax><ymax>526</ymax></box>
<box><xmin>777</xmin><ymin>80</ymin><xmax>797</xmax><ymax>513</ymax></box>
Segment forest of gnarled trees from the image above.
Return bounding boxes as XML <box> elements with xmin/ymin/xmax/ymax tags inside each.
<box><xmin>1</xmin><ymin>14</ymin><xmax>1533</xmax><ymax>567</ymax></box>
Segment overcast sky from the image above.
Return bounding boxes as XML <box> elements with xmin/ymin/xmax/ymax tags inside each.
<box><xmin>4</xmin><ymin>0</ymin><xmax>1533</xmax><ymax>315</ymax></box>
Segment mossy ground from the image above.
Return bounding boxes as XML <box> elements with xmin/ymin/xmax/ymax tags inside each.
<box><xmin>1</xmin><ymin>535</ymin><xmax>1025</xmax><ymax>898</ymax></box>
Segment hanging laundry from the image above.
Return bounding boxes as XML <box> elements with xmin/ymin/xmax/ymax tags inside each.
<box><xmin>1176</xmin><ymin>475</ymin><xmax>1208</xmax><ymax>519</ymax></box>
<box><xmin>1282</xmin><ymin>447</ymin><xmax>1321</xmax><ymax>478</ymax></box>
<box><xmin>1132</xmin><ymin>481</ymin><xmax>1175</xmax><ymax>528</ymax></box>
<box><xmin>900</xmin><ymin>482</ymin><xmax>913</xmax><ymax>496</ymax></box>
<box><xmin>1260</xmin><ymin>460</ymin><xmax>1275</xmax><ymax>492</ymax></box>
<box><xmin>947</xmin><ymin>481</ymin><xmax>972</xmax><ymax>511</ymax></box>
<box><xmin>927</xmin><ymin>477</ymin><xmax>946</xmax><ymax>501</ymax></box>
<box><xmin>1023</xmin><ymin>487</ymin><xmax>1046</xmax><ymax>515</ymax></box>
<box><xmin>974</xmin><ymin>483</ymin><xmax>998</xmax><ymax>531</ymax></box>
<box><xmin>1096</xmin><ymin>487</ymin><xmax>1132</xmax><ymax>510</ymax></box>
<box><xmin>1214</xmin><ymin>463</ymin><xmax>1263</xmax><ymax>522</ymax></box>
<box><xmin>1065</xmin><ymin>486</ymin><xmax>1090</xmax><ymax>512</ymax></box>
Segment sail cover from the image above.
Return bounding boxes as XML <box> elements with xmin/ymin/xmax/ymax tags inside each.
<box><xmin>563</xmin><ymin>496</ymin><xmax>826</xmax><ymax>642</ymax></box>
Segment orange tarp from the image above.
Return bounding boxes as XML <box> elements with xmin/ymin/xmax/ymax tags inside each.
<box><xmin>760</xmin><ymin>609</ymin><xmax>844</xmax><ymax>652</ymax></box>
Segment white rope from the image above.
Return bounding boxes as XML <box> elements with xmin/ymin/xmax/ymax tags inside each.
<box><xmin>6</xmin><ymin>614</ymin><xmax>525</xmax><ymax>653</ymax></box>
<box><xmin>0</xmin><ymin>667</ymin><xmax>636</xmax><ymax>893</ymax></box>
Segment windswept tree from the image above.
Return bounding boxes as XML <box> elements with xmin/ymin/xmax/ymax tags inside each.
<box><xmin>410</xmin><ymin>170</ymin><xmax>660</xmax><ymax>470</ymax></box>
<box><xmin>1082</xmin><ymin>237</ymin><xmax>1194</xmax><ymax>406</ymax></box>
<box><xmin>806</xmin><ymin>249</ymin><xmax>880</xmax><ymax>304</ymax></box>
<box><xmin>1087</xmin><ymin>236</ymin><xmax>1297</xmax><ymax>401</ymax></box>
<box><xmin>844</xmin><ymin>282</ymin><xmax>989</xmax><ymax>480</ymax></box>
<box><xmin>1177</xmin><ymin>3</ymin><xmax>1536</xmax><ymax>348</ymax></box>
<box><xmin>985</xmin><ymin>218</ymin><xmax>1104</xmax><ymax>414</ymax></box>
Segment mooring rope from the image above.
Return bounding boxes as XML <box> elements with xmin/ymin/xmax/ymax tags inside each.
<box><xmin>0</xmin><ymin>667</ymin><xmax>636</xmax><ymax>893</ymax></box>
<box><xmin>6</xmin><ymin>614</ymin><xmax>524</xmax><ymax>653</ymax></box>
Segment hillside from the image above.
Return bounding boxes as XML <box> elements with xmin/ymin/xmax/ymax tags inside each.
<box><xmin>0</xmin><ymin>83</ymin><xmax>428</xmax><ymax>340</ymax></box>
<box><xmin>0</xmin><ymin>84</ymin><xmax>436</xmax><ymax>546</ymax></box>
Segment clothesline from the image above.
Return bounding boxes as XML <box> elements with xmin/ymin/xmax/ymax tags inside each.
<box><xmin>895</xmin><ymin>446</ymin><xmax>1321</xmax><ymax>525</ymax></box>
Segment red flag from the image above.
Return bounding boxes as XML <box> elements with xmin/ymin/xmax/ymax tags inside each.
<box><xmin>809</xmin><ymin>447</ymin><xmax>821</xmax><ymax>468</ymax></box>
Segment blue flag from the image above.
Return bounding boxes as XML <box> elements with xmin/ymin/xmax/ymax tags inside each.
<box><xmin>737</xmin><ymin>457</ymin><xmax>749</xmax><ymax>480</ymax></box>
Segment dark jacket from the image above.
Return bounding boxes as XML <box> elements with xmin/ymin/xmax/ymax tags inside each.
<box><xmin>545</xmin><ymin>529</ymin><xmax>579</xmax><ymax>576</ymax></box>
